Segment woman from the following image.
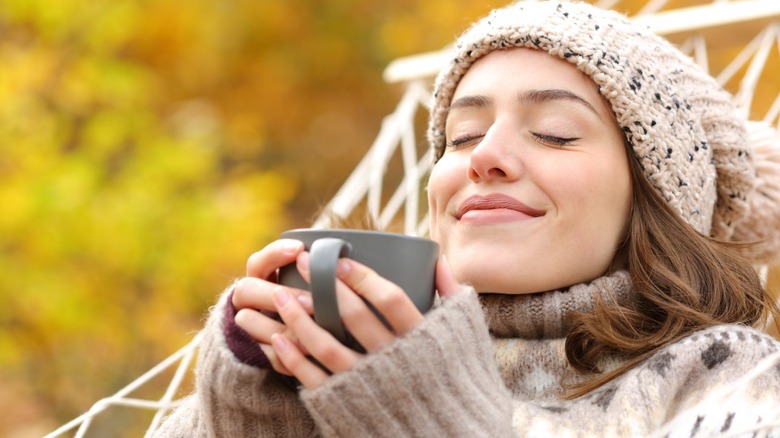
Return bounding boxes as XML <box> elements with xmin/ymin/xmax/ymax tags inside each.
<box><xmin>157</xmin><ymin>1</ymin><xmax>780</xmax><ymax>436</ymax></box>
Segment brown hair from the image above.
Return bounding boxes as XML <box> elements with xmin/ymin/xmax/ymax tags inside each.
<box><xmin>564</xmin><ymin>152</ymin><xmax>780</xmax><ymax>397</ymax></box>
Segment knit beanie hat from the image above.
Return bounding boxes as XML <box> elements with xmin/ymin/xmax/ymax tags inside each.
<box><xmin>427</xmin><ymin>0</ymin><xmax>780</xmax><ymax>263</ymax></box>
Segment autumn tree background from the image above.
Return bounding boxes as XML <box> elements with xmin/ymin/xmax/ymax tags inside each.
<box><xmin>2</xmin><ymin>0</ymin><xmax>778</xmax><ymax>436</ymax></box>
<box><xmin>0</xmin><ymin>0</ymin><xmax>502</xmax><ymax>436</ymax></box>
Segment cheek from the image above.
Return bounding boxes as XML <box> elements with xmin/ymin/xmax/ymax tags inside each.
<box><xmin>426</xmin><ymin>173</ymin><xmax>443</xmax><ymax>242</ymax></box>
<box><xmin>427</xmin><ymin>158</ymin><xmax>461</xmax><ymax>235</ymax></box>
<box><xmin>548</xmin><ymin>158</ymin><xmax>631</xmax><ymax>244</ymax></box>
<box><xmin>550</xmin><ymin>150</ymin><xmax>629</xmax><ymax>206</ymax></box>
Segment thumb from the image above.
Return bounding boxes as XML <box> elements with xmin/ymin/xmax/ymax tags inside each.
<box><xmin>435</xmin><ymin>255</ymin><xmax>465</xmax><ymax>300</ymax></box>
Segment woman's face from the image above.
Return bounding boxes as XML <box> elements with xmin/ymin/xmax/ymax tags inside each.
<box><xmin>427</xmin><ymin>48</ymin><xmax>632</xmax><ymax>294</ymax></box>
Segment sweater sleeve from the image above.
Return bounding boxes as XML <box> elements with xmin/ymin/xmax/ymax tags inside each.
<box><xmin>152</xmin><ymin>287</ymin><xmax>317</xmax><ymax>437</ymax></box>
<box><xmin>299</xmin><ymin>290</ymin><xmax>516</xmax><ymax>438</ymax></box>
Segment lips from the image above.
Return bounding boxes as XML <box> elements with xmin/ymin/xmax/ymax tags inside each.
<box><xmin>456</xmin><ymin>193</ymin><xmax>545</xmax><ymax>219</ymax></box>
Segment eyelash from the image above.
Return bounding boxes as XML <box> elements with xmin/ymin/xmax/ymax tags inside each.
<box><xmin>446</xmin><ymin>132</ymin><xmax>579</xmax><ymax>150</ymax></box>
<box><xmin>531</xmin><ymin>132</ymin><xmax>579</xmax><ymax>147</ymax></box>
<box><xmin>446</xmin><ymin>135</ymin><xmax>483</xmax><ymax>149</ymax></box>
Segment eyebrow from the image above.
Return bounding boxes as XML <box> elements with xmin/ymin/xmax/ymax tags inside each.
<box><xmin>447</xmin><ymin>88</ymin><xmax>599</xmax><ymax>116</ymax></box>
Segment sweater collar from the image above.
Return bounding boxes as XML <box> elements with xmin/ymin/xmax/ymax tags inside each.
<box><xmin>478</xmin><ymin>270</ymin><xmax>632</xmax><ymax>339</ymax></box>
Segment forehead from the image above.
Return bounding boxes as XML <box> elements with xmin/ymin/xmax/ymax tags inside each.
<box><xmin>452</xmin><ymin>48</ymin><xmax>615</xmax><ymax>121</ymax></box>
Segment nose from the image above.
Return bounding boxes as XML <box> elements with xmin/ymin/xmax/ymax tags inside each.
<box><xmin>467</xmin><ymin>126</ymin><xmax>523</xmax><ymax>183</ymax></box>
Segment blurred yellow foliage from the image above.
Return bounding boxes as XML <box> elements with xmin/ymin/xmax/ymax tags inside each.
<box><xmin>0</xmin><ymin>0</ymin><xmax>497</xmax><ymax>435</ymax></box>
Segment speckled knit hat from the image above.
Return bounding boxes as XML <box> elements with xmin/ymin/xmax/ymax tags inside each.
<box><xmin>428</xmin><ymin>0</ymin><xmax>780</xmax><ymax>263</ymax></box>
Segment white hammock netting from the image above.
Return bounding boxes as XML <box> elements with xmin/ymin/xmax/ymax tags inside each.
<box><xmin>47</xmin><ymin>0</ymin><xmax>780</xmax><ymax>436</ymax></box>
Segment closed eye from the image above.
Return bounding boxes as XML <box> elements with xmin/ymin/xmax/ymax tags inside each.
<box><xmin>531</xmin><ymin>132</ymin><xmax>579</xmax><ymax>147</ymax></box>
<box><xmin>446</xmin><ymin>134</ymin><xmax>484</xmax><ymax>150</ymax></box>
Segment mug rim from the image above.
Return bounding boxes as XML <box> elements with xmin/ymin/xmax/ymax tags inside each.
<box><xmin>281</xmin><ymin>228</ymin><xmax>436</xmax><ymax>245</ymax></box>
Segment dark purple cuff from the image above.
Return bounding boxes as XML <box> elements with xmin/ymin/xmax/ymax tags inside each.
<box><xmin>224</xmin><ymin>288</ymin><xmax>272</xmax><ymax>369</ymax></box>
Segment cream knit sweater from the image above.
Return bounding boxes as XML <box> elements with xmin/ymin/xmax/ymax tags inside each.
<box><xmin>155</xmin><ymin>272</ymin><xmax>780</xmax><ymax>437</ymax></box>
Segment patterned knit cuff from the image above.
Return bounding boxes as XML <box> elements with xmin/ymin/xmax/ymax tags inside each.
<box><xmin>223</xmin><ymin>287</ymin><xmax>272</xmax><ymax>369</ymax></box>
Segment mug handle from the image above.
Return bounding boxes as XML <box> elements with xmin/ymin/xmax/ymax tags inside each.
<box><xmin>309</xmin><ymin>237</ymin><xmax>352</xmax><ymax>345</ymax></box>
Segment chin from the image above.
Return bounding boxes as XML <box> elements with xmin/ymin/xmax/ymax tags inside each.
<box><xmin>454</xmin><ymin>263</ymin><xmax>606</xmax><ymax>295</ymax></box>
<box><xmin>454</xmin><ymin>265</ymin><xmax>531</xmax><ymax>294</ymax></box>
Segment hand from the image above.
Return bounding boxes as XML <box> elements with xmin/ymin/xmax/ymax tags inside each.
<box><xmin>271</xmin><ymin>253</ymin><xmax>464</xmax><ymax>389</ymax></box>
<box><xmin>232</xmin><ymin>238</ymin><xmax>313</xmax><ymax>376</ymax></box>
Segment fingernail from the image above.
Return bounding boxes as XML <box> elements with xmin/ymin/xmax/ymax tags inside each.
<box><xmin>274</xmin><ymin>287</ymin><xmax>290</xmax><ymax>307</ymax></box>
<box><xmin>297</xmin><ymin>294</ymin><xmax>313</xmax><ymax>310</ymax></box>
<box><xmin>271</xmin><ymin>333</ymin><xmax>288</xmax><ymax>353</ymax></box>
<box><xmin>296</xmin><ymin>252</ymin><xmax>310</xmax><ymax>272</ymax></box>
<box><xmin>284</xmin><ymin>240</ymin><xmax>303</xmax><ymax>254</ymax></box>
<box><xmin>337</xmin><ymin>259</ymin><xmax>351</xmax><ymax>276</ymax></box>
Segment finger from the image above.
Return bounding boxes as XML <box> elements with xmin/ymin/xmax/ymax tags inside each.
<box><xmin>274</xmin><ymin>286</ymin><xmax>361</xmax><ymax>374</ymax></box>
<box><xmin>436</xmin><ymin>255</ymin><xmax>465</xmax><ymax>300</ymax></box>
<box><xmin>234</xmin><ymin>306</ymin><xmax>311</xmax><ymax>355</ymax></box>
<box><xmin>259</xmin><ymin>343</ymin><xmax>293</xmax><ymax>376</ymax></box>
<box><xmin>335</xmin><ymin>283</ymin><xmax>396</xmax><ymax>352</ymax></box>
<box><xmin>246</xmin><ymin>239</ymin><xmax>305</xmax><ymax>279</ymax></box>
<box><xmin>336</xmin><ymin>258</ymin><xmax>424</xmax><ymax>336</ymax></box>
<box><xmin>232</xmin><ymin>277</ymin><xmax>313</xmax><ymax>314</ymax></box>
<box><xmin>231</xmin><ymin>291</ymin><xmax>298</xmax><ymax>377</ymax></box>
<box><xmin>297</xmin><ymin>252</ymin><xmax>395</xmax><ymax>352</ymax></box>
<box><xmin>233</xmin><ymin>302</ymin><xmax>306</xmax><ymax>353</ymax></box>
<box><xmin>271</xmin><ymin>333</ymin><xmax>329</xmax><ymax>389</ymax></box>
<box><xmin>234</xmin><ymin>308</ymin><xmax>286</xmax><ymax>344</ymax></box>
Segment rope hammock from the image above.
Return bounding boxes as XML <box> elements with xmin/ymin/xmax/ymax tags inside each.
<box><xmin>46</xmin><ymin>0</ymin><xmax>780</xmax><ymax>436</ymax></box>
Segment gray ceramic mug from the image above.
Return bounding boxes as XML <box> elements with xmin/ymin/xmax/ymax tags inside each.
<box><xmin>278</xmin><ymin>228</ymin><xmax>439</xmax><ymax>351</ymax></box>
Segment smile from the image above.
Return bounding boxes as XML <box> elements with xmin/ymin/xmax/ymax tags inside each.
<box><xmin>456</xmin><ymin>193</ymin><xmax>545</xmax><ymax>224</ymax></box>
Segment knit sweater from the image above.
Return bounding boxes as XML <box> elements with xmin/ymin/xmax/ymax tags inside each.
<box><xmin>155</xmin><ymin>272</ymin><xmax>780</xmax><ymax>437</ymax></box>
